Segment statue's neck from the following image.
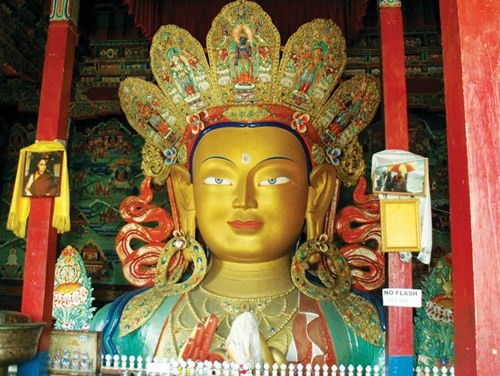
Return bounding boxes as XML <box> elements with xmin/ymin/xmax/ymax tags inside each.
<box><xmin>201</xmin><ymin>254</ymin><xmax>294</xmax><ymax>298</ymax></box>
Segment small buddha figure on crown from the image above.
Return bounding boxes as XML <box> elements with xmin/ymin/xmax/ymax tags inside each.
<box><xmin>91</xmin><ymin>0</ymin><xmax>385</xmax><ymax>367</ymax></box>
<box><xmin>230</xmin><ymin>25</ymin><xmax>256</xmax><ymax>86</ymax></box>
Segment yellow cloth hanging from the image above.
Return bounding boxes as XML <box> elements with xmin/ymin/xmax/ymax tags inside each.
<box><xmin>7</xmin><ymin>140</ymin><xmax>71</xmax><ymax>238</ymax></box>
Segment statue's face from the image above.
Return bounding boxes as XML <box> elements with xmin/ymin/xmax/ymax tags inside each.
<box><xmin>192</xmin><ymin>126</ymin><xmax>309</xmax><ymax>263</ymax></box>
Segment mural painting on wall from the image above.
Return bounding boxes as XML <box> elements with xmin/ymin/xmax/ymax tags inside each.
<box><xmin>0</xmin><ymin>121</ymin><xmax>36</xmax><ymax>280</ymax></box>
<box><xmin>0</xmin><ymin>118</ymin><xmax>168</xmax><ymax>285</ymax></box>
<box><xmin>61</xmin><ymin>117</ymin><xmax>169</xmax><ymax>284</ymax></box>
<box><xmin>79</xmin><ymin>240</ymin><xmax>110</xmax><ymax>283</ymax></box>
<box><xmin>407</xmin><ymin>113</ymin><xmax>450</xmax><ymax>281</ymax></box>
<box><xmin>0</xmin><ymin>241</ymin><xmax>25</xmax><ymax>279</ymax></box>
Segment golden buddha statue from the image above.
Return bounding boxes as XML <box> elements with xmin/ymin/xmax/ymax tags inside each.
<box><xmin>91</xmin><ymin>0</ymin><xmax>385</xmax><ymax>367</ymax></box>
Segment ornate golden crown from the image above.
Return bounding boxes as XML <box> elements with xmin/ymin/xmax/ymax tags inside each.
<box><xmin>119</xmin><ymin>0</ymin><xmax>380</xmax><ymax>185</ymax></box>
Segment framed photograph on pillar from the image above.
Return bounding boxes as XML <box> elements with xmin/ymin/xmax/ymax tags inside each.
<box><xmin>22</xmin><ymin>150</ymin><xmax>63</xmax><ymax>197</ymax></box>
<box><xmin>380</xmin><ymin>198</ymin><xmax>422</xmax><ymax>252</ymax></box>
<box><xmin>372</xmin><ymin>159</ymin><xmax>427</xmax><ymax>196</ymax></box>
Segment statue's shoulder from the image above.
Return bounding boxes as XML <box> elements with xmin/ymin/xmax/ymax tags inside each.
<box><xmin>317</xmin><ymin>292</ymin><xmax>385</xmax><ymax>366</ymax></box>
<box><xmin>321</xmin><ymin>292</ymin><xmax>385</xmax><ymax>344</ymax></box>
<box><xmin>90</xmin><ymin>288</ymin><xmax>183</xmax><ymax>357</ymax></box>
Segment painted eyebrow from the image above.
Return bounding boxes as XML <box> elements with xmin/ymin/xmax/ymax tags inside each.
<box><xmin>257</xmin><ymin>156</ymin><xmax>294</xmax><ymax>165</ymax></box>
<box><xmin>202</xmin><ymin>155</ymin><xmax>235</xmax><ymax>164</ymax></box>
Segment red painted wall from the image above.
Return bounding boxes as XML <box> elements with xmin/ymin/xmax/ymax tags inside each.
<box><xmin>440</xmin><ymin>0</ymin><xmax>500</xmax><ymax>374</ymax></box>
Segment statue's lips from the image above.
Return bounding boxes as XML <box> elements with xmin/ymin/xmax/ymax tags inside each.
<box><xmin>227</xmin><ymin>220</ymin><xmax>263</xmax><ymax>229</ymax></box>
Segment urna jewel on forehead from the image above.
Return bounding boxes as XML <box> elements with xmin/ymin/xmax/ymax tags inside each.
<box><xmin>118</xmin><ymin>0</ymin><xmax>381</xmax><ymax>183</ymax></box>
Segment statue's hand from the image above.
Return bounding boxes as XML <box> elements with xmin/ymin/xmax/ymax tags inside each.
<box><xmin>179</xmin><ymin>315</ymin><xmax>225</xmax><ymax>363</ymax></box>
<box><xmin>179</xmin><ymin>313</ymin><xmax>282</xmax><ymax>365</ymax></box>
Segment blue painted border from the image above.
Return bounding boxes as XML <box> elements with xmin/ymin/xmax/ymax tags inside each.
<box><xmin>386</xmin><ymin>355</ymin><xmax>414</xmax><ymax>376</ymax></box>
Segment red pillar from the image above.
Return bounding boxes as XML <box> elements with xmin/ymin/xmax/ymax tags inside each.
<box><xmin>378</xmin><ymin>1</ymin><xmax>413</xmax><ymax>374</ymax></box>
<box><xmin>20</xmin><ymin>0</ymin><xmax>79</xmax><ymax>366</ymax></box>
<box><xmin>440</xmin><ymin>0</ymin><xmax>500</xmax><ymax>374</ymax></box>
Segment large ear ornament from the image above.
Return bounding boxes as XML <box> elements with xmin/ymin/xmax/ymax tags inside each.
<box><xmin>291</xmin><ymin>234</ymin><xmax>351</xmax><ymax>301</ymax></box>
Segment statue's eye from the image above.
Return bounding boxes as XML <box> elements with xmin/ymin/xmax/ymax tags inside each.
<box><xmin>259</xmin><ymin>177</ymin><xmax>290</xmax><ymax>186</ymax></box>
<box><xmin>203</xmin><ymin>177</ymin><xmax>232</xmax><ymax>185</ymax></box>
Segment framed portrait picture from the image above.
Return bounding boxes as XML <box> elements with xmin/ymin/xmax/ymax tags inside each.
<box><xmin>22</xmin><ymin>151</ymin><xmax>63</xmax><ymax>197</ymax></box>
<box><xmin>49</xmin><ymin>330</ymin><xmax>102</xmax><ymax>375</ymax></box>
<box><xmin>380</xmin><ymin>198</ymin><xmax>422</xmax><ymax>252</ymax></box>
<box><xmin>372</xmin><ymin>159</ymin><xmax>427</xmax><ymax>196</ymax></box>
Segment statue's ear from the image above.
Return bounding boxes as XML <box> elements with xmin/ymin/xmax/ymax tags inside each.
<box><xmin>306</xmin><ymin>163</ymin><xmax>337</xmax><ymax>239</ymax></box>
<box><xmin>169</xmin><ymin>164</ymin><xmax>196</xmax><ymax>237</ymax></box>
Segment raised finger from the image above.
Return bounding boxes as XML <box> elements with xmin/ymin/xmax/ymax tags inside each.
<box><xmin>180</xmin><ymin>338</ymin><xmax>195</xmax><ymax>361</ymax></box>
<box><xmin>199</xmin><ymin>315</ymin><xmax>218</xmax><ymax>360</ymax></box>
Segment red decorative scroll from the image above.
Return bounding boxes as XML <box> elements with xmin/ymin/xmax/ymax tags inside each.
<box><xmin>334</xmin><ymin>177</ymin><xmax>385</xmax><ymax>291</ymax></box>
<box><xmin>115</xmin><ymin>177</ymin><xmax>177</xmax><ymax>286</ymax></box>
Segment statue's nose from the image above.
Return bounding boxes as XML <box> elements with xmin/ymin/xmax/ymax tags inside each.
<box><xmin>232</xmin><ymin>179</ymin><xmax>257</xmax><ymax>209</ymax></box>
